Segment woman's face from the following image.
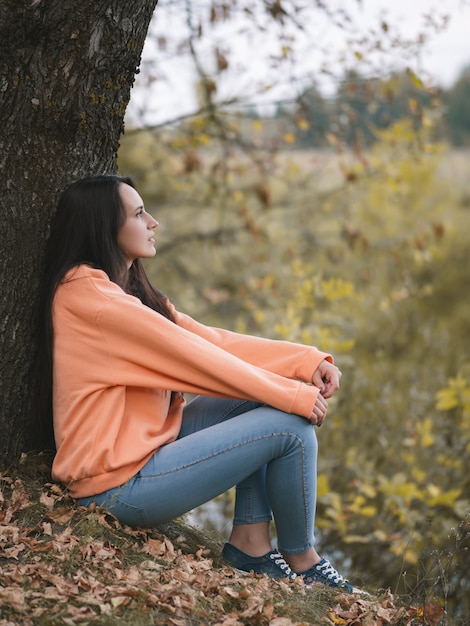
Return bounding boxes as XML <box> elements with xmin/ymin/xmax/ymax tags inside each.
<box><xmin>117</xmin><ymin>183</ymin><xmax>158</xmax><ymax>268</ymax></box>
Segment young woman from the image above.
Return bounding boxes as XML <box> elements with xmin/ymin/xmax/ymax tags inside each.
<box><xmin>37</xmin><ymin>174</ymin><xmax>359</xmax><ymax>593</ymax></box>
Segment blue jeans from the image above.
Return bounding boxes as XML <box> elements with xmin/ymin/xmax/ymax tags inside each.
<box><xmin>78</xmin><ymin>396</ymin><xmax>318</xmax><ymax>554</ymax></box>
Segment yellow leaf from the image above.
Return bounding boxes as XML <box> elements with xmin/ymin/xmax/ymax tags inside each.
<box><xmin>253</xmin><ymin>310</ymin><xmax>265</xmax><ymax>324</ymax></box>
<box><xmin>372</xmin><ymin>529</ymin><xmax>389</xmax><ymax>542</ymax></box>
<box><xmin>426</xmin><ymin>488</ymin><xmax>461</xmax><ymax>508</ymax></box>
<box><xmin>411</xmin><ymin>467</ymin><xmax>427</xmax><ymax>483</ymax></box>
<box><xmin>427</xmin><ymin>483</ymin><xmax>441</xmax><ymax>498</ymax></box>
<box><xmin>321</xmin><ymin>278</ymin><xmax>355</xmax><ymax>300</ymax></box>
<box><xmin>326</xmin><ymin>610</ymin><xmax>348</xmax><ymax>624</ymax></box>
<box><xmin>360</xmin><ymin>505</ymin><xmax>378</xmax><ymax>517</ymax></box>
<box><xmin>359</xmin><ymin>483</ymin><xmax>377</xmax><ymax>498</ymax></box>
<box><xmin>406</xmin><ymin>68</ymin><xmax>424</xmax><ymax>88</ymax></box>
<box><xmin>379</xmin><ymin>476</ymin><xmax>423</xmax><ymax>503</ymax></box>
<box><xmin>404</xmin><ymin>548</ymin><xmax>419</xmax><ymax>564</ymax></box>
<box><xmin>331</xmin><ymin>338</ymin><xmax>355</xmax><ymax>352</ymax></box>
<box><xmin>281</xmin><ymin>46</ymin><xmax>292</xmax><ymax>58</ymax></box>
<box><xmin>283</xmin><ymin>133</ymin><xmax>295</xmax><ymax>144</ymax></box>
<box><xmin>451</xmin><ymin>376</ymin><xmax>467</xmax><ymax>388</ymax></box>
<box><xmin>317</xmin><ymin>473</ymin><xmax>330</xmax><ymax>497</ymax></box>
<box><xmin>197</xmin><ymin>133</ymin><xmax>211</xmax><ymax>146</ymax></box>
<box><xmin>344</xmin><ymin>535</ymin><xmax>369</xmax><ymax>544</ymax></box>
<box><xmin>389</xmin><ymin>539</ymin><xmax>419</xmax><ymax>564</ymax></box>
<box><xmin>435</xmin><ymin>388</ymin><xmax>458</xmax><ymax>411</ymax></box>
<box><xmin>418</xmin><ymin>417</ymin><xmax>434</xmax><ymax>447</ymax></box>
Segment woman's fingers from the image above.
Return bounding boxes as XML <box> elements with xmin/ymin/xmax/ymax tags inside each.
<box><xmin>310</xmin><ymin>394</ymin><xmax>328</xmax><ymax>426</ymax></box>
<box><xmin>312</xmin><ymin>360</ymin><xmax>342</xmax><ymax>398</ymax></box>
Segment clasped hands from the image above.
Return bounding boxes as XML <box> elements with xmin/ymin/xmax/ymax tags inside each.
<box><xmin>309</xmin><ymin>360</ymin><xmax>342</xmax><ymax>427</ymax></box>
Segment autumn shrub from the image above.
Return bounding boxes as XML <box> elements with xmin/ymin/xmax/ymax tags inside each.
<box><xmin>245</xmin><ymin>123</ymin><xmax>470</xmax><ymax>619</ymax></box>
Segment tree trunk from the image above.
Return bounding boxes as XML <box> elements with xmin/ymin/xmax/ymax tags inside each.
<box><xmin>0</xmin><ymin>0</ymin><xmax>158</xmax><ymax>468</ymax></box>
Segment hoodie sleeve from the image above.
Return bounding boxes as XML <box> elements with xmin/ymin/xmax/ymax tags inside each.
<box><xmin>96</xmin><ymin>293</ymin><xmax>321</xmax><ymax>419</ymax></box>
<box><xmin>169</xmin><ymin>304</ymin><xmax>332</xmax><ymax>383</ymax></box>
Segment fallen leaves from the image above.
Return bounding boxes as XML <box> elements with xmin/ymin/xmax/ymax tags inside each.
<box><xmin>0</xmin><ymin>587</ymin><xmax>25</xmax><ymax>612</ymax></box>
<box><xmin>407</xmin><ymin>603</ymin><xmax>446</xmax><ymax>626</ymax></box>
<box><xmin>0</xmin><ymin>458</ymin><xmax>447</xmax><ymax>625</ymax></box>
<box><xmin>0</xmin><ymin>469</ymin><xmax>302</xmax><ymax>624</ymax></box>
<box><xmin>324</xmin><ymin>589</ymin><xmax>446</xmax><ymax>626</ymax></box>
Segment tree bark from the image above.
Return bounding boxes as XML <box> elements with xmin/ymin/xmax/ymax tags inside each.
<box><xmin>0</xmin><ymin>0</ymin><xmax>158</xmax><ymax>467</ymax></box>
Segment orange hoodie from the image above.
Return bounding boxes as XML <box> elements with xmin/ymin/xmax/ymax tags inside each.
<box><xmin>51</xmin><ymin>265</ymin><xmax>332</xmax><ymax>498</ymax></box>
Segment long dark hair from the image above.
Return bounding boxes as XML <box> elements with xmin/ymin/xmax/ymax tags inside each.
<box><xmin>36</xmin><ymin>174</ymin><xmax>174</xmax><ymax>446</ymax></box>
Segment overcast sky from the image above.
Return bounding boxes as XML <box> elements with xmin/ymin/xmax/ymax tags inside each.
<box><xmin>357</xmin><ymin>0</ymin><xmax>469</xmax><ymax>86</ymax></box>
<box><xmin>128</xmin><ymin>0</ymin><xmax>470</xmax><ymax>125</ymax></box>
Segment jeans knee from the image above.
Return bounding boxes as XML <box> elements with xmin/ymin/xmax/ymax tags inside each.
<box><xmin>283</xmin><ymin>416</ymin><xmax>318</xmax><ymax>459</ymax></box>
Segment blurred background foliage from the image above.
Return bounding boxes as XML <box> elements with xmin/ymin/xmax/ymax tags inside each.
<box><xmin>117</xmin><ymin>1</ymin><xmax>469</xmax><ymax>620</ymax></box>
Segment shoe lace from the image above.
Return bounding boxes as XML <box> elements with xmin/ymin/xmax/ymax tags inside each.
<box><xmin>270</xmin><ymin>552</ymin><xmax>297</xmax><ymax>579</ymax></box>
<box><xmin>317</xmin><ymin>559</ymin><xmax>344</xmax><ymax>584</ymax></box>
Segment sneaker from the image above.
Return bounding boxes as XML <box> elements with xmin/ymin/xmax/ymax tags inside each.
<box><xmin>298</xmin><ymin>557</ymin><xmax>360</xmax><ymax>593</ymax></box>
<box><xmin>222</xmin><ymin>543</ymin><xmax>296</xmax><ymax>579</ymax></box>
<box><xmin>222</xmin><ymin>545</ymin><xmax>362</xmax><ymax>594</ymax></box>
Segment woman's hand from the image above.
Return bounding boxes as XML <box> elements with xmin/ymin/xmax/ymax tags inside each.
<box><xmin>312</xmin><ymin>360</ymin><xmax>342</xmax><ymax>399</ymax></box>
<box><xmin>309</xmin><ymin>360</ymin><xmax>341</xmax><ymax>426</ymax></box>
<box><xmin>310</xmin><ymin>393</ymin><xmax>328</xmax><ymax>426</ymax></box>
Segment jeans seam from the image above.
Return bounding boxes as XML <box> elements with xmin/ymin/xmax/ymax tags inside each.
<box><xmin>277</xmin><ymin>432</ymin><xmax>312</xmax><ymax>554</ymax></box>
<box><xmin>301</xmin><ymin>430</ymin><xmax>310</xmax><ymax>550</ymax></box>
<box><xmin>233</xmin><ymin>512</ymin><xmax>272</xmax><ymax>524</ymax></box>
